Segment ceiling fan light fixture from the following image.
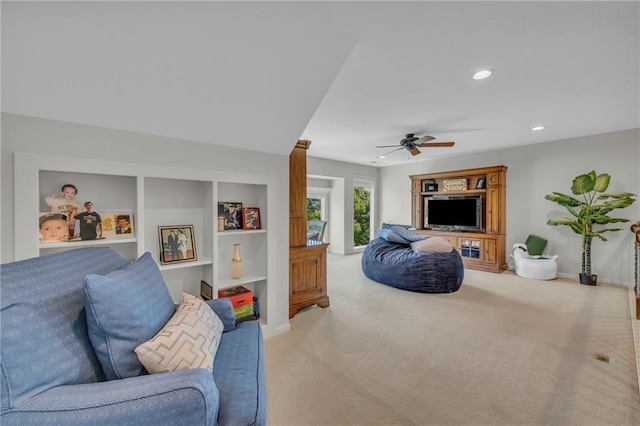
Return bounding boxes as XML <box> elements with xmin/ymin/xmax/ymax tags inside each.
<box><xmin>531</xmin><ymin>126</ymin><xmax>545</xmax><ymax>131</ymax></box>
<box><xmin>472</xmin><ymin>69</ymin><xmax>493</xmax><ymax>80</ymax></box>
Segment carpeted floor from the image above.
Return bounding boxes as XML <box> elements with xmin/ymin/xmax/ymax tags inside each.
<box><xmin>265</xmin><ymin>253</ymin><xmax>640</xmax><ymax>426</ymax></box>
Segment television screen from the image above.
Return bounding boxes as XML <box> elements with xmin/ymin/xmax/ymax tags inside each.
<box><xmin>425</xmin><ymin>196</ymin><xmax>481</xmax><ymax>231</ymax></box>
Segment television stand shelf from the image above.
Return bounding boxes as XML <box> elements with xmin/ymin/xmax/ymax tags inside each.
<box><xmin>410</xmin><ymin>165</ymin><xmax>507</xmax><ymax>273</ymax></box>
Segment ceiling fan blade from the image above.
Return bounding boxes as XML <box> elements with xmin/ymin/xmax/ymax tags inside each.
<box><xmin>415</xmin><ymin>135</ymin><xmax>436</xmax><ymax>143</ymax></box>
<box><xmin>409</xmin><ymin>146</ymin><xmax>421</xmax><ymax>156</ymax></box>
<box><xmin>375</xmin><ymin>144</ymin><xmax>402</xmax><ymax>148</ymax></box>
<box><xmin>417</xmin><ymin>141</ymin><xmax>455</xmax><ymax>148</ymax></box>
<box><xmin>378</xmin><ymin>146</ymin><xmax>405</xmax><ymax>157</ymax></box>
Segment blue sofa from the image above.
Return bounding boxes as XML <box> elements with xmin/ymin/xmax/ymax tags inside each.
<box><xmin>1</xmin><ymin>247</ymin><xmax>266</xmax><ymax>425</ymax></box>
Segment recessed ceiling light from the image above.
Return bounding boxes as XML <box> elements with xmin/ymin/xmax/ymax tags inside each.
<box><xmin>531</xmin><ymin>126</ymin><xmax>545</xmax><ymax>131</ymax></box>
<box><xmin>378</xmin><ymin>155</ymin><xmax>386</xmax><ymax>159</ymax></box>
<box><xmin>472</xmin><ymin>69</ymin><xmax>493</xmax><ymax>80</ymax></box>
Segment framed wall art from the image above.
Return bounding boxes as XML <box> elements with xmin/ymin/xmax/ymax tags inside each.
<box><xmin>242</xmin><ymin>207</ymin><xmax>261</xmax><ymax>230</ymax></box>
<box><xmin>217</xmin><ymin>202</ymin><xmax>243</xmax><ymax>230</ymax></box>
<box><xmin>158</xmin><ymin>225</ymin><xmax>197</xmax><ymax>265</ymax></box>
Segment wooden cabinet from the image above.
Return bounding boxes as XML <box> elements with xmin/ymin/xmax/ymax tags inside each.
<box><xmin>410</xmin><ymin>165</ymin><xmax>507</xmax><ymax>273</ymax></box>
<box><xmin>289</xmin><ymin>139</ymin><xmax>329</xmax><ymax>318</ymax></box>
<box><xmin>289</xmin><ymin>241</ymin><xmax>330</xmax><ymax>318</ymax></box>
<box><xmin>13</xmin><ymin>152</ymin><xmax>279</xmax><ymax>337</ymax></box>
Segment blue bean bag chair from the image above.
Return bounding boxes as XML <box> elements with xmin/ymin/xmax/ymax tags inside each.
<box><xmin>362</xmin><ymin>234</ymin><xmax>464</xmax><ymax>293</ymax></box>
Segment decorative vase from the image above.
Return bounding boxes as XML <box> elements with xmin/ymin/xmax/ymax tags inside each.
<box><xmin>231</xmin><ymin>243</ymin><xmax>243</xmax><ymax>279</ymax></box>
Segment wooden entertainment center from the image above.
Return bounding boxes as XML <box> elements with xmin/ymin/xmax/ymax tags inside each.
<box><xmin>410</xmin><ymin>165</ymin><xmax>507</xmax><ymax>273</ymax></box>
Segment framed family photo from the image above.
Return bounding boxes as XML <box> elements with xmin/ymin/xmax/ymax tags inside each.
<box><xmin>158</xmin><ymin>225</ymin><xmax>197</xmax><ymax>265</ymax></box>
<box><xmin>242</xmin><ymin>207</ymin><xmax>261</xmax><ymax>230</ymax></box>
<box><xmin>101</xmin><ymin>211</ymin><xmax>134</xmax><ymax>238</ymax></box>
<box><xmin>218</xmin><ymin>202</ymin><xmax>243</xmax><ymax>230</ymax></box>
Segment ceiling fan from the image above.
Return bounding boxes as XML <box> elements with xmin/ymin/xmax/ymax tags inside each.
<box><xmin>376</xmin><ymin>133</ymin><xmax>455</xmax><ymax>157</ymax></box>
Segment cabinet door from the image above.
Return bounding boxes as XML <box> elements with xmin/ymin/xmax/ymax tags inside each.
<box><xmin>484</xmin><ymin>238</ymin><xmax>497</xmax><ymax>265</ymax></box>
<box><xmin>486</xmin><ymin>187</ymin><xmax>501</xmax><ymax>234</ymax></box>
<box><xmin>412</xmin><ymin>193</ymin><xmax>423</xmax><ymax>229</ymax></box>
<box><xmin>440</xmin><ymin>235</ymin><xmax>459</xmax><ymax>251</ymax></box>
<box><xmin>289</xmin><ymin>246</ymin><xmax>327</xmax><ymax>304</ymax></box>
<box><xmin>460</xmin><ymin>239</ymin><xmax>482</xmax><ymax>260</ymax></box>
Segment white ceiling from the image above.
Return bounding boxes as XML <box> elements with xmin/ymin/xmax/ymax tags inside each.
<box><xmin>3</xmin><ymin>1</ymin><xmax>639</xmax><ymax>167</ymax></box>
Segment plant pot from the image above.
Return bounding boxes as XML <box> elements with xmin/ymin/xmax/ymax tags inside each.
<box><xmin>579</xmin><ymin>273</ymin><xmax>598</xmax><ymax>286</ymax></box>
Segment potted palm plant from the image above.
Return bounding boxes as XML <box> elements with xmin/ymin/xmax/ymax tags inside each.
<box><xmin>545</xmin><ymin>171</ymin><xmax>636</xmax><ymax>285</ymax></box>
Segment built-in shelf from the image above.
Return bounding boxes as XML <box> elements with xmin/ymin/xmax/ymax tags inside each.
<box><xmin>218</xmin><ymin>229</ymin><xmax>267</xmax><ymax>236</ymax></box>
<box><xmin>420</xmin><ymin>189</ymin><xmax>486</xmax><ymax>196</ymax></box>
<box><xmin>14</xmin><ymin>152</ymin><xmax>280</xmax><ymax>338</ymax></box>
<box><xmin>218</xmin><ymin>275</ymin><xmax>267</xmax><ymax>290</ymax></box>
<box><xmin>39</xmin><ymin>237</ymin><xmax>137</xmax><ymax>249</ymax></box>
<box><xmin>158</xmin><ymin>258</ymin><xmax>213</xmax><ymax>272</ymax></box>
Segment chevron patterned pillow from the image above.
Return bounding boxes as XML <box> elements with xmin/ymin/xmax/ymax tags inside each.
<box><xmin>135</xmin><ymin>293</ymin><xmax>224</xmax><ymax>374</ymax></box>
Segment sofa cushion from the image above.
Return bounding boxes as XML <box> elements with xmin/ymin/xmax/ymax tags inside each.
<box><xmin>206</xmin><ymin>298</ymin><xmax>237</xmax><ymax>332</ymax></box>
<box><xmin>135</xmin><ymin>293</ymin><xmax>224</xmax><ymax>374</ymax></box>
<box><xmin>214</xmin><ymin>320</ymin><xmax>267</xmax><ymax>426</ymax></box>
<box><xmin>84</xmin><ymin>252</ymin><xmax>175</xmax><ymax>380</ymax></box>
<box><xmin>1</xmin><ymin>248</ymin><xmax>130</xmax><ymax>410</ymax></box>
<box><xmin>411</xmin><ymin>236</ymin><xmax>454</xmax><ymax>253</ymax></box>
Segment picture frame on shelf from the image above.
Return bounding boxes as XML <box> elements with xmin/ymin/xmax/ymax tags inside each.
<box><xmin>242</xmin><ymin>207</ymin><xmax>261</xmax><ymax>230</ymax></box>
<box><xmin>423</xmin><ymin>180</ymin><xmax>438</xmax><ymax>192</ymax></box>
<box><xmin>100</xmin><ymin>211</ymin><xmax>135</xmax><ymax>238</ymax></box>
<box><xmin>217</xmin><ymin>202</ymin><xmax>243</xmax><ymax>230</ymax></box>
<box><xmin>158</xmin><ymin>225</ymin><xmax>197</xmax><ymax>265</ymax></box>
<box><xmin>200</xmin><ymin>280</ymin><xmax>213</xmax><ymax>300</ymax></box>
<box><xmin>38</xmin><ymin>212</ymin><xmax>70</xmax><ymax>243</ymax></box>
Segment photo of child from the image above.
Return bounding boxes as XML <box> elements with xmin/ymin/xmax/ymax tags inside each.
<box><xmin>39</xmin><ymin>213</ymin><xmax>69</xmax><ymax>243</ymax></box>
<box><xmin>44</xmin><ymin>184</ymin><xmax>81</xmax><ymax>218</ymax></box>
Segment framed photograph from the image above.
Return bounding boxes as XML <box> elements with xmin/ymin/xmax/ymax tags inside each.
<box><xmin>38</xmin><ymin>212</ymin><xmax>70</xmax><ymax>243</ymax></box>
<box><xmin>158</xmin><ymin>225</ymin><xmax>197</xmax><ymax>265</ymax></box>
<box><xmin>423</xmin><ymin>180</ymin><xmax>438</xmax><ymax>192</ymax></box>
<box><xmin>476</xmin><ymin>177</ymin><xmax>486</xmax><ymax>189</ymax></box>
<box><xmin>100</xmin><ymin>211</ymin><xmax>134</xmax><ymax>238</ymax></box>
<box><xmin>217</xmin><ymin>202</ymin><xmax>243</xmax><ymax>230</ymax></box>
<box><xmin>242</xmin><ymin>207</ymin><xmax>261</xmax><ymax>230</ymax></box>
<box><xmin>200</xmin><ymin>280</ymin><xmax>213</xmax><ymax>300</ymax></box>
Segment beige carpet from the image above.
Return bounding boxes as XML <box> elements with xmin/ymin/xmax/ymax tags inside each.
<box><xmin>265</xmin><ymin>253</ymin><xmax>640</xmax><ymax>426</ymax></box>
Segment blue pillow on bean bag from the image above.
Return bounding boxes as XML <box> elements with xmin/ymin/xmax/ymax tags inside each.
<box><xmin>381</xmin><ymin>223</ymin><xmax>412</xmax><ymax>230</ymax></box>
<box><xmin>390</xmin><ymin>226</ymin><xmax>427</xmax><ymax>242</ymax></box>
<box><xmin>376</xmin><ymin>228</ymin><xmax>411</xmax><ymax>244</ymax></box>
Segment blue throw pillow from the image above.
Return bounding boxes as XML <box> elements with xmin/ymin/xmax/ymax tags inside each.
<box><xmin>84</xmin><ymin>252</ymin><xmax>176</xmax><ymax>380</ymax></box>
<box><xmin>376</xmin><ymin>228</ymin><xmax>411</xmax><ymax>244</ymax></box>
<box><xmin>390</xmin><ymin>225</ymin><xmax>427</xmax><ymax>242</ymax></box>
<box><xmin>381</xmin><ymin>223</ymin><xmax>412</xmax><ymax>230</ymax></box>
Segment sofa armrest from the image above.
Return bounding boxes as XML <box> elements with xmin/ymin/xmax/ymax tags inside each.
<box><xmin>206</xmin><ymin>298</ymin><xmax>236</xmax><ymax>332</ymax></box>
<box><xmin>2</xmin><ymin>369</ymin><xmax>217</xmax><ymax>426</ymax></box>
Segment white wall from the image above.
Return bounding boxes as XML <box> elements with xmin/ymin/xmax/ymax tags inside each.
<box><xmin>379</xmin><ymin>129</ymin><xmax>640</xmax><ymax>285</ymax></box>
<box><xmin>1</xmin><ymin>112</ymin><xmax>292</xmax><ymax>334</ymax></box>
<box><xmin>307</xmin><ymin>156</ymin><xmax>379</xmax><ymax>254</ymax></box>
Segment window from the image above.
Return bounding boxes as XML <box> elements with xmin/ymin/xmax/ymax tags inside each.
<box><xmin>307</xmin><ymin>197</ymin><xmax>322</xmax><ymax>221</ymax></box>
<box><xmin>353</xmin><ymin>176</ymin><xmax>374</xmax><ymax>247</ymax></box>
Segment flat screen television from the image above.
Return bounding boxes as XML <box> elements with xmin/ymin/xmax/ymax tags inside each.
<box><xmin>424</xmin><ymin>195</ymin><xmax>482</xmax><ymax>231</ymax></box>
